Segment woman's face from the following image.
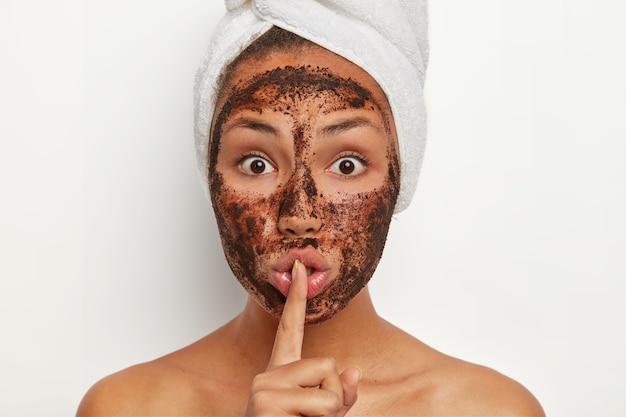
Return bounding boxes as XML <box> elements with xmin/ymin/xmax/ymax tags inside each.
<box><xmin>209</xmin><ymin>45</ymin><xmax>400</xmax><ymax>324</ymax></box>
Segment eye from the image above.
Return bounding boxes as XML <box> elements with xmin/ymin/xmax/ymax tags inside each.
<box><xmin>327</xmin><ymin>155</ymin><xmax>366</xmax><ymax>176</ymax></box>
<box><xmin>239</xmin><ymin>155</ymin><xmax>276</xmax><ymax>175</ymax></box>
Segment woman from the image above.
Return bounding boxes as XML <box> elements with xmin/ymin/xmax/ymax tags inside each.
<box><xmin>78</xmin><ymin>1</ymin><xmax>544</xmax><ymax>415</ymax></box>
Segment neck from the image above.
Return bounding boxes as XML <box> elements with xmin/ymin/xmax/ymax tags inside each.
<box><xmin>230</xmin><ymin>287</ymin><xmax>391</xmax><ymax>372</ymax></box>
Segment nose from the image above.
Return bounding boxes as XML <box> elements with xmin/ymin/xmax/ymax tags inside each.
<box><xmin>278</xmin><ymin>211</ymin><xmax>322</xmax><ymax>236</ymax></box>
<box><xmin>277</xmin><ymin>177</ymin><xmax>322</xmax><ymax>237</ymax></box>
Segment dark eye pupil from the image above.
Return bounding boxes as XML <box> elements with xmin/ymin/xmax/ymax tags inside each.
<box><xmin>250</xmin><ymin>159</ymin><xmax>266</xmax><ymax>174</ymax></box>
<box><xmin>339</xmin><ymin>160</ymin><xmax>355</xmax><ymax>174</ymax></box>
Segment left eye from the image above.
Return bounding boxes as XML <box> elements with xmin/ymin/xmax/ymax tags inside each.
<box><xmin>240</xmin><ymin>156</ymin><xmax>276</xmax><ymax>175</ymax></box>
<box><xmin>328</xmin><ymin>156</ymin><xmax>365</xmax><ymax>176</ymax></box>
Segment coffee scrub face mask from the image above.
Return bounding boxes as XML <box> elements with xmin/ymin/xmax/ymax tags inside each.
<box><xmin>208</xmin><ymin>46</ymin><xmax>400</xmax><ymax>324</ymax></box>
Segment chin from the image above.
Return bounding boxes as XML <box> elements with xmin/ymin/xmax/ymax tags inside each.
<box><xmin>263</xmin><ymin>284</ymin><xmax>360</xmax><ymax>325</ymax></box>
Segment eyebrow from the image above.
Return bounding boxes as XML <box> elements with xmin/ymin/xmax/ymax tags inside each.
<box><xmin>223</xmin><ymin>117</ymin><xmax>279</xmax><ymax>136</ymax></box>
<box><xmin>318</xmin><ymin>117</ymin><xmax>380</xmax><ymax>138</ymax></box>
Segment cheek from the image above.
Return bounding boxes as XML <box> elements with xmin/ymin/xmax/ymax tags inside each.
<box><xmin>210</xmin><ymin>180</ymin><xmax>274</xmax><ymax>257</ymax></box>
<box><xmin>302</xmin><ymin>184</ymin><xmax>397</xmax><ymax>323</ymax></box>
<box><xmin>209</xmin><ymin>173</ymin><xmax>288</xmax><ymax>315</ymax></box>
<box><xmin>326</xmin><ymin>188</ymin><xmax>395</xmax><ymax>269</ymax></box>
<box><xmin>318</xmin><ymin>149</ymin><xmax>399</xmax><ymax>258</ymax></box>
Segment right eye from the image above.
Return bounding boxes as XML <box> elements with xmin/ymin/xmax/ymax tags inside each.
<box><xmin>239</xmin><ymin>155</ymin><xmax>276</xmax><ymax>175</ymax></box>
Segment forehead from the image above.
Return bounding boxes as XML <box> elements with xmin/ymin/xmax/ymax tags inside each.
<box><xmin>215</xmin><ymin>45</ymin><xmax>392</xmax><ymax>120</ymax></box>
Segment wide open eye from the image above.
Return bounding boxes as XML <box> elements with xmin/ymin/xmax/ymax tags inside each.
<box><xmin>327</xmin><ymin>155</ymin><xmax>366</xmax><ymax>176</ymax></box>
<box><xmin>239</xmin><ymin>155</ymin><xmax>276</xmax><ymax>175</ymax></box>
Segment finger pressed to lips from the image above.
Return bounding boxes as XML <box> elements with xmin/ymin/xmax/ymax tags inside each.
<box><xmin>251</xmin><ymin>258</ymin><xmax>356</xmax><ymax>417</ymax></box>
<box><xmin>268</xmin><ymin>259</ymin><xmax>308</xmax><ymax>368</ymax></box>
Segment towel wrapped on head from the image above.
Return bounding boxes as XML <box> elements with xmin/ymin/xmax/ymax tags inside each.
<box><xmin>194</xmin><ymin>0</ymin><xmax>429</xmax><ymax>213</ymax></box>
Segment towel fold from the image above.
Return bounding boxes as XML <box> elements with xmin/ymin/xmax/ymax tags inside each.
<box><xmin>194</xmin><ymin>0</ymin><xmax>428</xmax><ymax>213</ymax></box>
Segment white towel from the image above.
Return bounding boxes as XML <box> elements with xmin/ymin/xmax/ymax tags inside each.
<box><xmin>194</xmin><ymin>0</ymin><xmax>428</xmax><ymax>213</ymax></box>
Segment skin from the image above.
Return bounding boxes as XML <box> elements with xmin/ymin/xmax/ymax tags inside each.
<box><xmin>209</xmin><ymin>61</ymin><xmax>399</xmax><ymax>324</ymax></box>
<box><xmin>76</xmin><ymin>45</ymin><xmax>545</xmax><ymax>417</ymax></box>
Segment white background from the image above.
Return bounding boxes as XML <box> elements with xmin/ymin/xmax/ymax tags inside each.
<box><xmin>1</xmin><ymin>1</ymin><xmax>625</xmax><ymax>416</ymax></box>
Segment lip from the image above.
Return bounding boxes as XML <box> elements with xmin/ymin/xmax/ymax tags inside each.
<box><xmin>272</xmin><ymin>246</ymin><xmax>331</xmax><ymax>299</ymax></box>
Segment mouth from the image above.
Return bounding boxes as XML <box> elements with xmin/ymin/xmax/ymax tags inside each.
<box><xmin>272</xmin><ymin>246</ymin><xmax>331</xmax><ymax>299</ymax></box>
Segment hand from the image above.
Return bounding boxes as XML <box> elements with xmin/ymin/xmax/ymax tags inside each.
<box><xmin>246</xmin><ymin>260</ymin><xmax>360</xmax><ymax>417</ymax></box>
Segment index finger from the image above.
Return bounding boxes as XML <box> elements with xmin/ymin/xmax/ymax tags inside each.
<box><xmin>267</xmin><ymin>259</ymin><xmax>307</xmax><ymax>369</ymax></box>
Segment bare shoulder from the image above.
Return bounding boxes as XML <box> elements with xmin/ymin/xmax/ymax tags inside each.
<box><xmin>419</xmin><ymin>355</ymin><xmax>545</xmax><ymax>416</ymax></box>
<box><xmin>76</xmin><ymin>359</ymin><xmax>198</xmax><ymax>416</ymax></box>
<box><xmin>76</xmin><ymin>333</ymin><xmax>239</xmax><ymax>416</ymax></box>
<box><xmin>368</xmin><ymin>327</ymin><xmax>544</xmax><ymax>416</ymax></box>
<box><xmin>454</xmin><ymin>362</ymin><xmax>543</xmax><ymax>415</ymax></box>
<box><xmin>76</xmin><ymin>362</ymin><xmax>163</xmax><ymax>416</ymax></box>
